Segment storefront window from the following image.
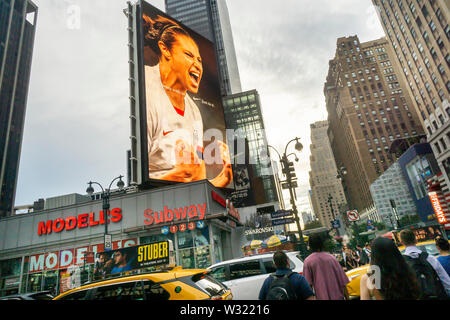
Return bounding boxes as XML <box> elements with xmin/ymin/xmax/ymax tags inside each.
<box><xmin>0</xmin><ymin>258</ymin><xmax>22</xmax><ymax>277</ymax></box>
<box><xmin>43</xmin><ymin>270</ymin><xmax>58</xmax><ymax>295</ymax></box>
<box><xmin>179</xmin><ymin>248</ymin><xmax>195</xmax><ymax>269</ymax></box>
<box><xmin>193</xmin><ymin>228</ymin><xmax>209</xmax><ymax>247</ymax></box>
<box><xmin>27</xmin><ymin>273</ymin><xmax>43</xmax><ymax>292</ymax></box>
<box><xmin>178</xmin><ymin>230</ymin><xmax>194</xmax><ymax>249</ymax></box>
<box><xmin>194</xmin><ymin>246</ymin><xmax>211</xmax><ymax>269</ymax></box>
<box><xmin>141</xmin><ymin>233</ymin><xmax>174</xmax><ymax>245</ymax></box>
<box><xmin>406</xmin><ymin>156</ymin><xmax>431</xmax><ymax>199</ymax></box>
<box><xmin>176</xmin><ymin>226</ymin><xmax>211</xmax><ymax>269</ymax></box>
<box><xmin>212</xmin><ymin>226</ymin><xmax>224</xmax><ymax>263</ymax></box>
<box><xmin>0</xmin><ymin>258</ymin><xmax>22</xmax><ymax>296</ymax></box>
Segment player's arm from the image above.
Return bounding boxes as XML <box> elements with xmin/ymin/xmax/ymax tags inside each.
<box><xmin>210</xmin><ymin>141</ymin><xmax>233</xmax><ymax>187</ymax></box>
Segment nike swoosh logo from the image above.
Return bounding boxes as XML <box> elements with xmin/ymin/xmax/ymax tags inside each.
<box><xmin>163</xmin><ymin>131</ymin><xmax>173</xmax><ymax>136</ymax></box>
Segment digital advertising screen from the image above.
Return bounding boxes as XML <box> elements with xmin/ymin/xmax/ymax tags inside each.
<box><xmin>136</xmin><ymin>1</ymin><xmax>233</xmax><ymax>189</ymax></box>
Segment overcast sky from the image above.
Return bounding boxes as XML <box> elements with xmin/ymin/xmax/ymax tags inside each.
<box><xmin>15</xmin><ymin>0</ymin><xmax>385</xmax><ymax>216</ymax></box>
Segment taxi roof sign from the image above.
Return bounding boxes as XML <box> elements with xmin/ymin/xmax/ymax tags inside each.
<box><xmin>95</xmin><ymin>240</ymin><xmax>175</xmax><ymax>278</ymax></box>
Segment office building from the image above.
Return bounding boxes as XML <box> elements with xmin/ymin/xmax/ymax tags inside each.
<box><xmin>370</xmin><ymin>161</ymin><xmax>419</xmax><ymax>227</ymax></box>
<box><xmin>0</xmin><ymin>0</ymin><xmax>38</xmax><ymax>218</ymax></box>
<box><xmin>325</xmin><ymin>35</ymin><xmax>425</xmax><ymax>213</ymax></box>
<box><xmin>165</xmin><ymin>0</ymin><xmax>242</xmax><ymax>95</ymax></box>
<box><xmin>309</xmin><ymin>120</ymin><xmax>347</xmax><ymax>229</ymax></box>
<box><xmin>372</xmin><ymin>0</ymin><xmax>450</xmax><ymax>190</ymax></box>
<box><xmin>223</xmin><ymin>90</ymin><xmax>278</xmax><ymax>205</ymax></box>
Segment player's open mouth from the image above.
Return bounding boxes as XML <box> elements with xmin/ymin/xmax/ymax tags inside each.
<box><xmin>189</xmin><ymin>71</ymin><xmax>200</xmax><ymax>83</ymax></box>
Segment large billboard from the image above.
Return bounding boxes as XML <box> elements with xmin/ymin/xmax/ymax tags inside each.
<box><xmin>135</xmin><ymin>1</ymin><xmax>233</xmax><ymax>188</ymax></box>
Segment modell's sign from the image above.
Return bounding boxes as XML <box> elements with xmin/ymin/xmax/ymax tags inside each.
<box><xmin>26</xmin><ymin>239</ymin><xmax>137</xmax><ymax>273</ymax></box>
<box><xmin>37</xmin><ymin>208</ymin><xmax>123</xmax><ymax>236</ymax></box>
<box><xmin>429</xmin><ymin>192</ymin><xmax>448</xmax><ymax>224</ymax></box>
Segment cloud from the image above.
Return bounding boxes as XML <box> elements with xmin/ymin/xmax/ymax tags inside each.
<box><xmin>15</xmin><ymin>0</ymin><xmax>385</xmax><ymax>209</ymax></box>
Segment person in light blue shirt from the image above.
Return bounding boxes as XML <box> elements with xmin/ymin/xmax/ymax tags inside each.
<box><xmin>436</xmin><ymin>237</ymin><xmax>450</xmax><ymax>277</ymax></box>
<box><xmin>400</xmin><ymin>229</ymin><xmax>450</xmax><ymax>298</ymax></box>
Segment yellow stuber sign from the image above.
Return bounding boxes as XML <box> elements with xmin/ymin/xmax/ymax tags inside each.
<box><xmin>138</xmin><ymin>241</ymin><xmax>169</xmax><ymax>263</ymax></box>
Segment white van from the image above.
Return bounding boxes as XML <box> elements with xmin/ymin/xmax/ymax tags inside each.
<box><xmin>207</xmin><ymin>251</ymin><xmax>304</xmax><ymax>300</ymax></box>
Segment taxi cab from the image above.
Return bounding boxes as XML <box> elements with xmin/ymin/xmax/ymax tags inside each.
<box><xmin>345</xmin><ymin>238</ymin><xmax>442</xmax><ymax>298</ymax></box>
<box><xmin>53</xmin><ymin>266</ymin><xmax>232</xmax><ymax>301</ymax></box>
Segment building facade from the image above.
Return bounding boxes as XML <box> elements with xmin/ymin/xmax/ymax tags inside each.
<box><xmin>309</xmin><ymin>120</ymin><xmax>347</xmax><ymax>229</ymax></box>
<box><xmin>325</xmin><ymin>35</ymin><xmax>425</xmax><ymax>213</ymax></box>
<box><xmin>165</xmin><ymin>0</ymin><xmax>242</xmax><ymax>95</ymax></box>
<box><xmin>0</xmin><ymin>180</ymin><xmax>241</xmax><ymax>297</ymax></box>
<box><xmin>397</xmin><ymin>142</ymin><xmax>450</xmax><ymax>230</ymax></box>
<box><xmin>372</xmin><ymin>0</ymin><xmax>450</xmax><ymax>192</ymax></box>
<box><xmin>223</xmin><ymin>90</ymin><xmax>278</xmax><ymax>206</ymax></box>
<box><xmin>370</xmin><ymin>161</ymin><xmax>419</xmax><ymax>227</ymax></box>
<box><xmin>0</xmin><ymin>0</ymin><xmax>38</xmax><ymax>218</ymax></box>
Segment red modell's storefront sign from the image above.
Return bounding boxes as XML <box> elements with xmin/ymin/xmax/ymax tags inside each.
<box><xmin>37</xmin><ymin>208</ymin><xmax>123</xmax><ymax>236</ymax></box>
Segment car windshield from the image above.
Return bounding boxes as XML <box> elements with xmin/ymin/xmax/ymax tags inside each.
<box><xmin>30</xmin><ymin>292</ymin><xmax>54</xmax><ymax>300</ymax></box>
<box><xmin>400</xmin><ymin>243</ymin><xmax>439</xmax><ymax>257</ymax></box>
<box><xmin>192</xmin><ymin>273</ymin><xmax>228</xmax><ymax>297</ymax></box>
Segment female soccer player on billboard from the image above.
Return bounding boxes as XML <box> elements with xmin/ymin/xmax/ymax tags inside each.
<box><xmin>143</xmin><ymin>14</ymin><xmax>232</xmax><ymax>188</ymax></box>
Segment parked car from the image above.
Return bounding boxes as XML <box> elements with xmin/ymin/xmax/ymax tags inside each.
<box><xmin>53</xmin><ymin>266</ymin><xmax>231</xmax><ymax>300</ymax></box>
<box><xmin>207</xmin><ymin>251</ymin><xmax>304</xmax><ymax>300</ymax></box>
<box><xmin>0</xmin><ymin>291</ymin><xmax>54</xmax><ymax>300</ymax></box>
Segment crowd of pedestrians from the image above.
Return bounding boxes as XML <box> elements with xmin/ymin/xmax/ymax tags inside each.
<box><xmin>258</xmin><ymin>230</ymin><xmax>450</xmax><ymax>300</ymax></box>
<box><xmin>333</xmin><ymin>243</ymin><xmax>371</xmax><ymax>271</ymax></box>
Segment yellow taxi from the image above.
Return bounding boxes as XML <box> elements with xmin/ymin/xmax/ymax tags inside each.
<box><xmin>345</xmin><ymin>240</ymin><xmax>440</xmax><ymax>298</ymax></box>
<box><xmin>53</xmin><ymin>266</ymin><xmax>232</xmax><ymax>301</ymax></box>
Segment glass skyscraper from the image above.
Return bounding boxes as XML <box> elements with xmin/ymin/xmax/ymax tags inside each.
<box><xmin>223</xmin><ymin>90</ymin><xmax>278</xmax><ymax>204</ymax></box>
<box><xmin>0</xmin><ymin>0</ymin><xmax>38</xmax><ymax>218</ymax></box>
<box><xmin>165</xmin><ymin>0</ymin><xmax>242</xmax><ymax>96</ymax></box>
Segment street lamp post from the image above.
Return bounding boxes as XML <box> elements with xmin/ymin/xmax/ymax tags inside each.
<box><xmin>86</xmin><ymin>175</ymin><xmax>125</xmax><ymax>250</ymax></box>
<box><xmin>268</xmin><ymin>137</ymin><xmax>307</xmax><ymax>258</ymax></box>
<box><xmin>328</xmin><ymin>194</ymin><xmax>340</xmax><ymax>237</ymax></box>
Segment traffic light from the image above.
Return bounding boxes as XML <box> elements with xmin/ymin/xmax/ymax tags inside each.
<box><xmin>282</xmin><ymin>159</ymin><xmax>296</xmax><ymax>179</ymax></box>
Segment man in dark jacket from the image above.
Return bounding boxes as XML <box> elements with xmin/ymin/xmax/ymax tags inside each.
<box><xmin>357</xmin><ymin>244</ymin><xmax>369</xmax><ymax>265</ymax></box>
<box><xmin>259</xmin><ymin>251</ymin><xmax>315</xmax><ymax>300</ymax></box>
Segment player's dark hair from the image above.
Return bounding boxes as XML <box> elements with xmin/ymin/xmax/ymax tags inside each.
<box><xmin>143</xmin><ymin>14</ymin><xmax>190</xmax><ymax>57</ymax></box>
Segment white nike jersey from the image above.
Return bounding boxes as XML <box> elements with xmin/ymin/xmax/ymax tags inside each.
<box><xmin>145</xmin><ymin>64</ymin><xmax>204</xmax><ymax>178</ymax></box>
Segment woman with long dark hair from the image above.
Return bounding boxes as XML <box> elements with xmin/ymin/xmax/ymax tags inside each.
<box><xmin>360</xmin><ymin>237</ymin><xmax>421</xmax><ymax>300</ymax></box>
<box><xmin>142</xmin><ymin>14</ymin><xmax>232</xmax><ymax>187</ymax></box>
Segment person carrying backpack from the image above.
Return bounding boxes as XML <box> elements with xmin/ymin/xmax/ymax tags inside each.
<box><xmin>400</xmin><ymin>229</ymin><xmax>450</xmax><ymax>300</ymax></box>
<box><xmin>258</xmin><ymin>250</ymin><xmax>315</xmax><ymax>300</ymax></box>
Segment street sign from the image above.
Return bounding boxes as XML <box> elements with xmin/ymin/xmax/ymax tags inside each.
<box><xmin>347</xmin><ymin>210</ymin><xmax>360</xmax><ymax>222</ymax></box>
<box><xmin>271</xmin><ymin>209</ymin><xmax>293</xmax><ymax>219</ymax></box>
<box><xmin>331</xmin><ymin>220</ymin><xmax>341</xmax><ymax>229</ymax></box>
<box><xmin>196</xmin><ymin>221</ymin><xmax>205</xmax><ymax>229</ymax></box>
<box><xmin>104</xmin><ymin>234</ymin><xmax>112</xmax><ymax>251</ymax></box>
<box><xmin>272</xmin><ymin>217</ymin><xmax>295</xmax><ymax>226</ymax></box>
